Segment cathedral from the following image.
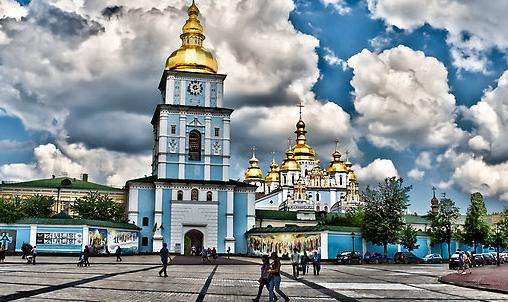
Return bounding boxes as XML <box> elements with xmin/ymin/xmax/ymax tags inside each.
<box><xmin>126</xmin><ymin>1</ymin><xmax>256</xmax><ymax>255</ymax></box>
<box><xmin>243</xmin><ymin>108</ymin><xmax>363</xmax><ymax>213</ymax></box>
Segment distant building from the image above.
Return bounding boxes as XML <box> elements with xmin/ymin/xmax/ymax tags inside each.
<box><xmin>0</xmin><ymin>174</ymin><xmax>126</xmax><ymax>215</ymax></box>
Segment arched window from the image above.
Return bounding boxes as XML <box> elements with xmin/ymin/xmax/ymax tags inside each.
<box><xmin>324</xmin><ymin>205</ymin><xmax>328</xmax><ymax>212</ymax></box>
<box><xmin>316</xmin><ymin>193</ymin><xmax>320</xmax><ymax>201</ymax></box>
<box><xmin>191</xmin><ymin>188</ymin><xmax>199</xmax><ymax>201</ymax></box>
<box><xmin>177</xmin><ymin>190</ymin><xmax>183</xmax><ymax>201</ymax></box>
<box><xmin>142</xmin><ymin>217</ymin><xmax>149</xmax><ymax>226</ymax></box>
<box><xmin>316</xmin><ymin>205</ymin><xmax>320</xmax><ymax>211</ymax></box>
<box><xmin>206</xmin><ymin>191</ymin><xmax>212</xmax><ymax>201</ymax></box>
<box><xmin>291</xmin><ymin>174</ymin><xmax>295</xmax><ymax>184</ymax></box>
<box><xmin>339</xmin><ymin>175</ymin><xmax>343</xmax><ymax>186</ymax></box>
<box><xmin>188</xmin><ymin>130</ymin><xmax>201</xmax><ymax>161</ymax></box>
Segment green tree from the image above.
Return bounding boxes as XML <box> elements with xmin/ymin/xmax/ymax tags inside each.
<box><xmin>21</xmin><ymin>195</ymin><xmax>55</xmax><ymax>218</ymax></box>
<box><xmin>0</xmin><ymin>197</ymin><xmax>24</xmax><ymax>223</ymax></box>
<box><xmin>318</xmin><ymin>206</ymin><xmax>364</xmax><ymax>227</ymax></box>
<box><xmin>71</xmin><ymin>191</ymin><xmax>126</xmax><ymax>223</ymax></box>
<box><xmin>361</xmin><ymin>177</ymin><xmax>411</xmax><ymax>257</ymax></box>
<box><xmin>427</xmin><ymin>197</ymin><xmax>460</xmax><ymax>259</ymax></box>
<box><xmin>400</xmin><ymin>224</ymin><xmax>419</xmax><ymax>252</ymax></box>
<box><xmin>463</xmin><ymin>192</ymin><xmax>491</xmax><ymax>253</ymax></box>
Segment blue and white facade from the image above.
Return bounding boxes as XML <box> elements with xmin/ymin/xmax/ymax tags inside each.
<box><xmin>126</xmin><ymin>28</ymin><xmax>256</xmax><ymax>254</ymax></box>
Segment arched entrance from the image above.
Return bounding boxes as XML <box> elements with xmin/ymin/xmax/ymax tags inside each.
<box><xmin>184</xmin><ymin>229</ymin><xmax>204</xmax><ymax>255</ymax></box>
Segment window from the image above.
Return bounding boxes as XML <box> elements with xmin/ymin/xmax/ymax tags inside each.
<box><xmin>214</xmin><ymin>127</ymin><xmax>220</xmax><ymax>137</ymax></box>
<box><xmin>324</xmin><ymin>206</ymin><xmax>328</xmax><ymax>212</ymax></box>
<box><xmin>339</xmin><ymin>175</ymin><xmax>343</xmax><ymax>186</ymax></box>
<box><xmin>177</xmin><ymin>190</ymin><xmax>183</xmax><ymax>201</ymax></box>
<box><xmin>141</xmin><ymin>237</ymin><xmax>148</xmax><ymax>246</ymax></box>
<box><xmin>191</xmin><ymin>188</ymin><xmax>199</xmax><ymax>201</ymax></box>
<box><xmin>316</xmin><ymin>205</ymin><xmax>320</xmax><ymax>211</ymax></box>
<box><xmin>206</xmin><ymin>191</ymin><xmax>213</xmax><ymax>201</ymax></box>
<box><xmin>142</xmin><ymin>217</ymin><xmax>149</xmax><ymax>226</ymax></box>
<box><xmin>316</xmin><ymin>193</ymin><xmax>320</xmax><ymax>201</ymax></box>
<box><xmin>188</xmin><ymin>130</ymin><xmax>201</xmax><ymax>161</ymax></box>
<box><xmin>291</xmin><ymin>174</ymin><xmax>295</xmax><ymax>184</ymax></box>
<box><xmin>171</xmin><ymin>125</ymin><xmax>176</xmax><ymax>134</ymax></box>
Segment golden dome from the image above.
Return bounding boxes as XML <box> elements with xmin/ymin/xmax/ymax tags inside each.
<box><xmin>265</xmin><ymin>157</ymin><xmax>280</xmax><ymax>182</ymax></box>
<box><xmin>327</xmin><ymin>140</ymin><xmax>349</xmax><ymax>174</ymax></box>
<box><xmin>165</xmin><ymin>1</ymin><xmax>218</xmax><ymax>74</ymax></box>
<box><xmin>348</xmin><ymin>170</ymin><xmax>358</xmax><ymax>182</ymax></box>
<box><xmin>292</xmin><ymin>117</ymin><xmax>317</xmax><ymax>161</ymax></box>
<box><xmin>244</xmin><ymin>147</ymin><xmax>264</xmax><ymax>181</ymax></box>
<box><xmin>280</xmin><ymin>148</ymin><xmax>301</xmax><ymax>172</ymax></box>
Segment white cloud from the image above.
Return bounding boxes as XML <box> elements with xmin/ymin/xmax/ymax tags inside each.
<box><xmin>367</xmin><ymin>0</ymin><xmax>508</xmax><ymax>72</ymax></box>
<box><xmin>415</xmin><ymin>151</ymin><xmax>432</xmax><ymax>169</ymax></box>
<box><xmin>320</xmin><ymin>0</ymin><xmax>350</xmax><ymax>15</ymax></box>
<box><xmin>354</xmin><ymin>158</ymin><xmax>399</xmax><ymax>186</ymax></box>
<box><xmin>347</xmin><ymin>45</ymin><xmax>466</xmax><ymax>150</ymax></box>
<box><xmin>0</xmin><ymin>0</ymin><xmax>27</xmax><ymax>20</ymax></box>
<box><xmin>323</xmin><ymin>47</ymin><xmax>348</xmax><ymax>71</ymax></box>
<box><xmin>407</xmin><ymin>168</ymin><xmax>424</xmax><ymax>181</ymax></box>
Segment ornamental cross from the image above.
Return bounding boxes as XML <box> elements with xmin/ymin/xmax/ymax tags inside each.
<box><xmin>298</xmin><ymin>100</ymin><xmax>304</xmax><ymax>119</ymax></box>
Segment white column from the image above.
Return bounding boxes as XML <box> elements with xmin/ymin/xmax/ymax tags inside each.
<box><xmin>127</xmin><ymin>187</ymin><xmax>139</xmax><ymax>225</ymax></box>
<box><xmin>362</xmin><ymin>237</ymin><xmax>367</xmax><ymax>255</ymax></box>
<box><xmin>204</xmin><ymin>81</ymin><xmax>210</xmax><ymax>107</ymax></box>
<box><xmin>179</xmin><ymin>79</ymin><xmax>185</xmax><ymax>105</ymax></box>
<box><xmin>217</xmin><ymin>82</ymin><xmax>223</xmax><ymax>107</ymax></box>
<box><xmin>82</xmin><ymin>226</ymin><xmax>89</xmax><ymax>251</ymax></box>
<box><xmin>158</xmin><ymin>111</ymin><xmax>168</xmax><ymax>179</ymax></box>
<box><xmin>222</xmin><ymin>117</ymin><xmax>230</xmax><ymax>181</ymax></box>
<box><xmin>153</xmin><ymin>185</ymin><xmax>163</xmax><ymax>252</ymax></box>
<box><xmin>225</xmin><ymin>190</ymin><xmax>235</xmax><ymax>253</ymax></box>
<box><xmin>165</xmin><ymin>77</ymin><xmax>174</xmax><ymax>104</ymax></box>
<box><xmin>29</xmin><ymin>225</ymin><xmax>37</xmax><ymax>247</ymax></box>
<box><xmin>178</xmin><ymin>115</ymin><xmax>186</xmax><ymax>179</ymax></box>
<box><xmin>204</xmin><ymin>116</ymin><xmax>211</xmax><ymax>180</ymax></box>
<box><xmin>247</xmin><ymin>191</ymin><xmax>256</xmax><ymax>230</ymax></box>
<box><xmin>320</xmin><ymin>232</ymin><xmax>328</xmax><ymax>259</ymax></box>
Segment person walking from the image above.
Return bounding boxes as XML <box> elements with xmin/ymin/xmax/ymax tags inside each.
<box><xmin>267</xmin><ymin>252</ymin><xmax>290</xmax><ymax>302</ymax></box>
<box><xmin>291</xmin><ymin>248</ymin><xmax>300</xmax><ymax>279</ymax></box>
<box><xmin>159</xmin><ymin>243</ymin><xmax>169</xmax><ymax>277</ymax></box>
<box><xmin>301</xmin><ymin>250</ymin><xmax>308</xmax><ymax>275</ymax></box>
<box><xmin>115</xmin><ymin>246</ymin><xmax>122</xmax><ymax>262</ymax></box>
<box><xmin>252</xmin><ymin>255</ymin><xmax>277</xmax><ymax>302</ymax></box>
<box><xmin>83</xmin><ymin>245</ymin><xmax>91</xmax><ymax>267</ymax></box>
<box><xmin>201</xmin><ymin>248</ymin><xmax>208</xmax><ymax>263</ymax></box>
<box><xmin>31</xmin><ymin>246</ymin><xmax>37</xmax><ymax>265</ymax></box>
<box><xmin>227</xmin><ymin>246</ymin><xmax>231</xmax><ymax>259</ymax></box>
<box><xmin>312</xmin><ymin>250</ymin><xmax>321</xmax><ymax>275</ymax></box>
<box><xmin>0</xmin><ymin>245</ymin><xmax>5</xmax><ymax>263</ymax></box>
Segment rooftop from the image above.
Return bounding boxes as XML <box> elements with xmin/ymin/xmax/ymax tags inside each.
<box><xmin>0</xmin><ymin>177</ymin><xmax>124</xmax><ymax>192</ymax></box>
<box><xmin>11</xmin><ymin>217</ymin><xmax>140</xmax><ymax>230</ymax></box>
<box><xmin>127</xmin><ymin>175</ymin><xmax>256</xmax><ymax>188</ymax></box>
<box><xmin>247</xmin><ymin>225</ymin><xmax>361</xmax><ymax>234</ymax></box>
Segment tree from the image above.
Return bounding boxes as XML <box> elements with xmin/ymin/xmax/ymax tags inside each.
<box><xmin>427</xmin><ymin>197</ymin><xmax>460</xmax><ymax>259</ymax></box>
<box><xmin>463</xmin><ymin>192</ymin><xmax>491</xmax><ymax>253</ymax></box>
<box><xmin>21</xmin><ymin>195</ymin><xmax>55</xmax><ymax>218</ymax></box>
<box><xmin>400</xmin><ymin>224</ymin><xmax>419</xmax><ymax>252</ymax></box>
<box><xmin>361</xmin><ymin>177</ymin><xmax>411</xmax><ymax>257</ymax></box>
<box><xmin>318</xmin><ymin>206</ymin><xmax>364</xmax><ymax>227</ymax></box>
<box><xmin>0</xmin><ymin>198</ymin><xmax>24</xmax><ymax>223</ymax></box>
<box><xmin>71</xmin><ymin>191</ymin><xmax>126</xmax><ymax>223</ymax></box>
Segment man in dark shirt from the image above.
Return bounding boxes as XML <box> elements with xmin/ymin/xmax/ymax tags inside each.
<box><xmin>115</xmin><ymin>246</ymin><xmax>122</xmax><ymax>262</ymax></box>
<box><xmin>159</xmin><ymin>243</ymin><xmax>170</xmax><ymax>277</ymax></box>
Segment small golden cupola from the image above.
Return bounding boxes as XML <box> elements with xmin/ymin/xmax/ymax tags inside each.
<box><xmin>244</xmin><ymin>147</ymin><xmax>264</xmax><ymax>180</ymax></box>
<box><xmin>165</xmin><ymin>0</ymin><xmax>218</xmax><ymax>74</ymax></box>
<box><xmin>327</xmin><ymin>139</ymin><xmax>348</xmax><ymax>174</ymax></box>
<box><xmin>344</xmin><ymin>151</ymin><xmax>358</xmax><ymax>182</ymax></box>
<box><xmin>280</xmin><ymin>140</ymin><xmax>301</xmax><ymax>172</ymax></box>
<box><xmin>265</xmin><ymin>152</ymin><xmax>280</xmax><ymax>182</ymax></box>
<box><xmin>292</xmin><ymin>101</ymin><xmax>317</xmax><ymax>161</ymax></box>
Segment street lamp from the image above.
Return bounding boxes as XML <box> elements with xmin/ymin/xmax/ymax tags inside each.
<box><xmin>351</xmin><ymin>232</ymin><xmax>356</xmax><ymax>253</ymax></box>
<box><xmin>496</xmin><ymin>224</ymin><xmax>500</xmax><ymax>267</ymax></box>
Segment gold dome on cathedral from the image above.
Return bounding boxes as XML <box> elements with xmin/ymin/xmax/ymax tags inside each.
<box><xmin>327</xmin><ymin>140</ymin><xmax>349</xmax><ymax>174</ymax></box>
<box><xmin>244</xmin><ymin>147</ymin><xmax>264</xmax><ymax>180</ymax></box>
<box><xmin>165</xmin><ymin>1</ymin><xmax>218</xmax><ymax>74</ymax></box>
<box><xmin>265</xmin><ymin>157</ymin><xmax>280</xmax><ymax>182</ymax></box>
<box><xmin>292</xmin><ymin>118</ymin><xmax>317</xmax><ymax>161</ymax></box>
<box><xmin>280</xmin><ymin>148</ymin><xmax>301</xmax><ymax>172</ymax></box>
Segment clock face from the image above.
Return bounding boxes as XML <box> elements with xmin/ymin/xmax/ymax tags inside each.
<box><xmin>187</xmin><ymin>81</ymin><xmax>203</xmax><ymax>96</ymax></box>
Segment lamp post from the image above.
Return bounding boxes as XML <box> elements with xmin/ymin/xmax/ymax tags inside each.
<box><xmin>496</xmin><ymin>224</ymin><xmax>500</xmax><ymax>267</ymax></box>
<box><xmin>351</xmin><ymin>232</ymin><xmax>356</xmax><ymax>254</ymax></box>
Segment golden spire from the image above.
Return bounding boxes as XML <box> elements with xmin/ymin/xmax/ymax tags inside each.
<box><xmin>244</xmin><ymin>146</ymin><xmax>264</xmax><ymax>180</ymax></box>
<box><xmin>344</xmin><ymin>150</ymin><xmax>357</xmax><ymax>182</ymax></box>
<box><xmin>165</xmin><ymin>1</ymin><xmax>218</xmax><ymax>73</ymax></box>
<box><xmin>292</xmin><ymin>101</ymin><xmax>316</xmax><ymax>161</ymax></box>
<box><xmin>281</xmin><ymin>137</ymin><xmax>300</xmax><ymax>171</ymax></box>
<box><xmin>265</xmin><ymin>151</ymin><xmax>280</xmax><ymax>182</ymax></box>
<box><xmin>327</xmin><ymin>139</ymin><xmax>348</xmax><ymax>174</ymax></box>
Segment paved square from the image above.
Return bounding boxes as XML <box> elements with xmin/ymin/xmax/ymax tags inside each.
<box><xmin>0</xmin><ymin>256</ymin><xmax>507</xmax><ymax>301</ymax></box>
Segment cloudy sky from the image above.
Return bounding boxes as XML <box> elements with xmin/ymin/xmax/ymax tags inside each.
<box><xmin>1</xmin><ymin>0</ymin><xmax>508</xmax><ymax>214</ymax></box>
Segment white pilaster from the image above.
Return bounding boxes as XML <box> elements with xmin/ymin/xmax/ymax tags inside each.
<box><xmin>82</xmin><ymin>226</ymin><xmax>89</xmax><ymax>251</ymax></box>
<box><xmin>223</xmin><ymin>118</ymin><xmax>230</xmax><ymax>181</ymax></box>
<box><xmin>29</xmin><ymin>225</ymin><xmax>37</xmax><ymax>247</ymax></box>
<box><xmin>166</xmin><ymin>77</ymin><xmax>174</xmax><ymax>104</ymax></box>
<box><xmin>158</xmin><ymin>111</ymin><xmax>169</xmax><ymax>179</ymax></box>
<box><xmin>225</xmin><ymin>190</ymin><xmax>235</xmax><ymax>252</ymax></box>
<box><xmin>362</xmin><ymin>237</ymin><xmax>367</xmax><ymax>255</ymax></box>
<box><xmin>320</xmin><ymin>232</ymin><xmax>328</xmax><ymax>259</ymax></box>
<box><xmin>247</xmin><ymin>191</ymin><xmax>256</xmax><ymax>230</ymax></box>
<box><xmin>204</xmin><ymin>81</ymin><xmax>210</xmax><ymax>107</ymax></box>
<box><xmin>217</xmin><ymin>82</ymin><xmax>223</xmax><ymax>107</ymax></box>
<box><xmin>153</xmin><ymin>185</ymin><xmax>164</xmax><ymax>252</ymax></box>
<box><xmin>179</xmin><ymin>79</ymin><xmax>185</xmax><ymax>105</ymax></box>
<box><xmin>178</xmin><ymin>115</ymin><xmax>186</xmax><ymax>179</ymax></box>
<box><xmin>204</xmin><ymin>116</ymin><xmax>211</xmax><ymax>180</ymax></box>
<box><xmin>128</xmin><ymin>187</ymin><xmax>139</xmax><ymax>225</ymax></box>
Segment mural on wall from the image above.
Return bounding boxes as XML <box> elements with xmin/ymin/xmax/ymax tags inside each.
<box><xmin>248</xmin><ymin>233</ymin><xmax>321</xmax><ymax>257</ymax></box>
<box><xmin>107</xmin><ymin>230</ymin><xmax>138</xmax><ymax>254</ymax></box>
<box><xmin>89</xmin><ymin>228</ymin><xmax>108</xmax><ymax>255</ymax></box>
<box><xmin>0</xmin><ymin>230</ymin><xmax>16</xmax><ymax>252</ymax></box>
<box><xmin>36</xmin><ymin>232</ymin><xmax>82</xmax><ymax>246</ymax></box>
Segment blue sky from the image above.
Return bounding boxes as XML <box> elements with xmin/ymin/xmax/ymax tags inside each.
<box><xmin>2</xmin><ymin>0</ymin><xmax>508</xmax><ymax>214</ymax></box>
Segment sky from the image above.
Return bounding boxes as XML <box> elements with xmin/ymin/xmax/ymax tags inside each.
<box><xmin>1</xmin><ymin>0</ymin><xmax>508</xmax><ymax>214</ymax></box>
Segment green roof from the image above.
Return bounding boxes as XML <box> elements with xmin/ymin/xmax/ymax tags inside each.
<box><xmin>255</xmin><ymin>209</ymin><xmax>299</xmax><ymax>220</ymax></box>
<box><xmin>403</xmin><ymin>214</ymin><xmax>430</xmax><ymax>224</ymax></box>
<box><xmin>0</xmin><ymin>177</ymin><xmax>124</xmax><ymax>192</ymax></box>
<box><xmin>14</xmin><ymin>217</ymin><xmax>140</xmax><ymax>230</ymax></box>
<box><xmin>247</xmin><ymin>225</ymin><xmax>361</xmax><ymax>234</ymax></box>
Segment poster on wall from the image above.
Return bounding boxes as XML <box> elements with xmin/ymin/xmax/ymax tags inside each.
<box><xmin>107</xmin><ymin>230</ymin><xmax>138</xmax><ymax>254</ymax></box>
<box><xmin>248</xmin><ymin>233</ymin><xmax>321</xmax><ymax>258</ymax></box>
<box><xmin>88</xmin><ymin>228</ymin><xmax>108</xmax><ymax>255</ymax></box>
<box><xmin>0</xmin><ymin>230</ymin><xmax>17</xmax><ymax>253</ymax></box>
<box><xmin>36</xmin><ymin>232</ymin><xmax>82</xmax><ymax>246</ymax></box>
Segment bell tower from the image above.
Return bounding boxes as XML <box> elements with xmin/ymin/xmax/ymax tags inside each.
<box><xmin>153</xmin><ymin>1</ymin><xmax>231</xmax><ymax>181</ymax></box>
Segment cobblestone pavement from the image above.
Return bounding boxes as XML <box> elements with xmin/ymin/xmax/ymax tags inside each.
<box><xmin>0</xmin><ymin>255</ymin><xmax>507</xmax><ymax>301</ymax></box>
